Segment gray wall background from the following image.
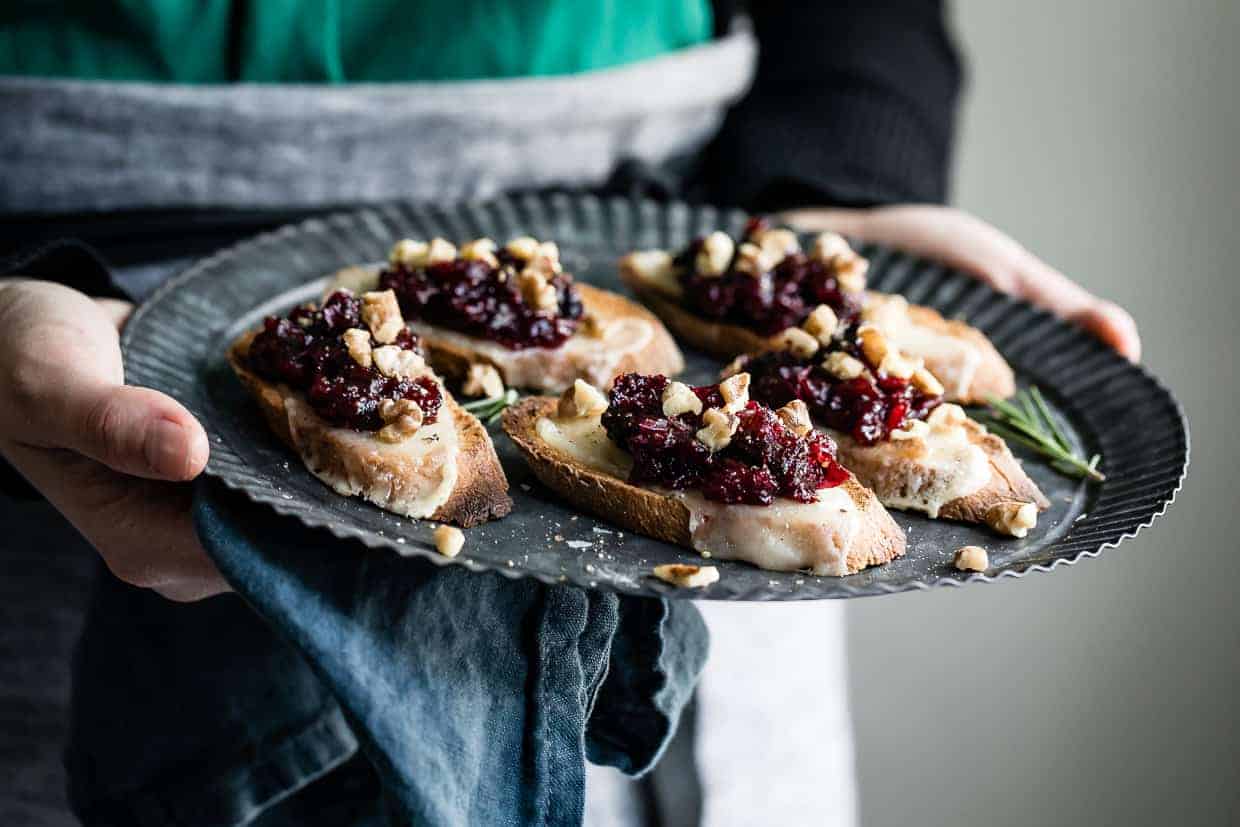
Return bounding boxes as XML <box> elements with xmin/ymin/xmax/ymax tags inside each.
<box><xmin>846</xmin><ymin>2</ymin><xmax>1239</xmax><ymax>825</ymax></box>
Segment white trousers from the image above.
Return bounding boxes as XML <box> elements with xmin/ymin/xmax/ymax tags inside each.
<box><xmin>586</xmin><ymin>602</ymin><xmax>858</xmax><ymax>827</ymax></box>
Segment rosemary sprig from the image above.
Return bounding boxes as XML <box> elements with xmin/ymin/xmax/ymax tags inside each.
<box><xmin>461</xmin><ymin>388</ymin><xmax>520</xmax><ymax>425</ymax></box>
<box><xmin>975</xmin><ymin>387</ymin><xmax>1104</xmax><ymax>482</ymax></box>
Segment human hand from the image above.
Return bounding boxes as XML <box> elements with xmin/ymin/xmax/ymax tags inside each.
<box><xmin>0</xmin><ymin>280</ymin><xmax>228</xmax><ymax>601</ymax></box>
<box><xmin>778</xmin><ymin>204</ymin><xmax>1141</xmax><ymax>361</ymax></box>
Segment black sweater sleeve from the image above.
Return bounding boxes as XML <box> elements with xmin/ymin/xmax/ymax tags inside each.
<box><xmin>705</xmin><ymin>0</ymin><xmax>964</xmax><ymax>211</ymax></box>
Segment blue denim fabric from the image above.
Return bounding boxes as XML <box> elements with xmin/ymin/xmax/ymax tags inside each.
<box><xmin>63</xmin><ymin>480</ymin><xmax>705</xmax><ymax>825</ymax></box>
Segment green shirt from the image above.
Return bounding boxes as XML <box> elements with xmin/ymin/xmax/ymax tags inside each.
<box><xmin>0</xmin><ymin>0</ymin><xmax>713</xmax><ymax>83</ymax></box>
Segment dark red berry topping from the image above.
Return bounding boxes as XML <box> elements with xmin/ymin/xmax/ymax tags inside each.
<box><xmin>674</xmin><ymin>222</ymin><xmax>863</xmax><ymax>336</ymax></box>
<box><xmin>379</xmin><ymin>246</ymin><xmax>583</xmax><ymax>350</ymax></box>
<box><xmin>247</xmin><ymin>290</ymin><xmax>441</xmax><ymax>432</ymax></box>
<box><xmin>743</xmin><ymin>334</ymin><xmax>941</xmax><ymax>446</ymax></box>
<box><xmin>599</xmin><ymin>373</ymin><xmax>849</xmax><ymax>506</ymax></box>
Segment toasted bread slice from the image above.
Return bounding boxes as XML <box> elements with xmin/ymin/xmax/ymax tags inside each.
<box><xmin>229</xmin><ymin>331</ymin><xmax>511</xmax><ymax>527</ymax></box>
<box><xmin>331</xmin><ymin>267</ymin><xmax>683</xmax><ymax>392</ymax></box>
<box><xmin>861</xmin><ymin>293</ymin><xmax>1015</xmax><ymax>403</ymax></box>
<box><xmin>828</xmin><ymin>417</ymin><xmax>1048</xmax><ymax>533</ymax></box>
<box><xmin>618</xmin><ymin>255</ymin><xmax>1014</xmax><ymax>403</ymax></box>
<box><xmin>418</xmin><ymin>283</ymin><xmax>684</xmax><ymax>392</ymax></box>
<box><xmin>503</xmin><ymin>398</ymin><xmax>906</xmax><ymax>576</ymax></box>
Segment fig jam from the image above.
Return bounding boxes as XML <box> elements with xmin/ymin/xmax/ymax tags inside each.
<box><xmin>248</xmin><ymin>290</ymin><xmax>442</xmax><ymax>431</ymax></box>
<box><xmin>379</xmin><ymin>248</ymin><xmax>583</xmax><ymax>350</ymax></box>
<box><xmin>675</xmin><ymin>218</ymin><xmax>864</xmax><ymax>335</ymax></box>
<box><xmin>600</xmin><ymin>373</ymin><xmax>849</xmax><ymax>506</ymax></box>
<box><xmin>743</xmin><ymin>341</ymin><xmax>941</xmax><ymax>446</ymax></box>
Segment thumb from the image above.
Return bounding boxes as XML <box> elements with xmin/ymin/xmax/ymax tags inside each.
<box><xmin>1071</xmin><ymin>301</ymin><xmax>1142</xmax><ymax>363</ymax></box>
<box><xmin>63</xmin><ymin>384</ymin><xmax>210</xmax><ymax>481</ymax></box>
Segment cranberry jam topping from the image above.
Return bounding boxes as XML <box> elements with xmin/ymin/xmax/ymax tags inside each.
<box><xmin>247</xmin><ymin>290</ymin><xmax>442</xmax><ymax>432</ymax></box>
<box><xmin>743</xmin><ymin>325</ymin><xmax>943</xmax><ymax>446</ymax></box>
<box><xmin>378</xmin><ymin>237</ymin><xmax>584</xmax><ymax>350</ymax></box>
<box><xmin>598</xmin><ymin>373</ymin><xmax>849</xmax><ymax>506</ymax></box>
<box><xmin>674</xmin><ymin>217</ymin><xmax>867</xmax><ymax>335</ymax></box>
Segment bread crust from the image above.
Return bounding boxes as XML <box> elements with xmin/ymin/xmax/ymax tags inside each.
<box><xmin>864</xmin><ymin>292</ymin><xmax>1016</xmax><ymax>403</ymax></box>
<box><xmin>228</xmin><ymin>331</ymin><xmax>511</xmax><ymax>527</ymax></box>
<box><xmin>832</xmin><ymin>419</ymin><xmax>1049</xmax><ymax>526</ymax></box>
<box><xmin>618</xmin><ymin>258</ymin><xmax>1014</xmax><ymax>402</ymax></box>
<box><xmin>418</xmin><ymin>283</ymin><xmax>684</xmax><ymax>391</ymax></box>
<box><xmin>503</xmin><ymin>398</ymin><xmax>906</xmax><ymax>576</ymax></box>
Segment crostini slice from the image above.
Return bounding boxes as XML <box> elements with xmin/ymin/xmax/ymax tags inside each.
<box><xmin>229</xmin><ymin>288</ymin><xmax>511</xmax><ymax>527</ymax></box>
<box><xmin>737</xmin><ymin>315</ymin><xmax>1048</xmax><ymax>537</ymax></box>
<box><xmin>618</xmin><ymin>219</ymin><xmax>1014</xmax><ymax>403</ymax></box>
<box><xmin>332</xmin><ymin>236</ymin><xmax>683</xmax><ymax>394</ymax></box>
<box><xmin>503</xmin><ymin>373</ymin><xmax>906</xmax><ymax>577</ymax></box>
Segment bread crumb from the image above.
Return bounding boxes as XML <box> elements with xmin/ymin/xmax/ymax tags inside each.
<box><xmin>770</xmin><ymin>327</ymin><xmax>819</xmax><ymax>359</ymax></box>
<box><xmin>653</xmin><ymin>564</ymin><xmax>720</xmax><ymax>589</ymax></box>
<box><xmin>953</xmin><ymin>545</ymin><xmax>989</xmax><ymax>572</ymax></box>
<box><xmin>433</xmin><ymin>525</ymin><xmax>465</xmax><ymax>558</ymax></box>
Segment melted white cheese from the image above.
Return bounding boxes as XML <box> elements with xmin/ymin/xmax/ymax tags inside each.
<box><xmin>863</xmin><ymin>294</ymin><xmax>981</xmax><ymax>400</ymax></box>
<box><xmin>828</xmin><ymin>424</ymin><xmax>989</xmax><ymax>518</ymax></box>
<box><xmin>535</xmin><ymin>414</ymin><xmax>633</xmax><ymax>478</ymax></box>
<box><xmin>409</xmin><ymin>317</ymin><xmax>653</xmax><ymax>392</ymax></box>
<box><xmin>678</xmin><ymin>487</ymin><xmax>861</xmax><ymax>577</ymax></box>
<box><xmin>535</xmin><ymin>413</ymin><xmax>864</xmax><ymax>575</ymax></box>
<box><xmin>284</xmin><ymin>395</ymin><xmax>460</xmax><ymax>519</ymax></box>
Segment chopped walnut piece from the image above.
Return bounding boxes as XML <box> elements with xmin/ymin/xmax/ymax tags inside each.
<box><xmin>695</xmin><ymin>231</ymin><xmax>735</xmax><ymax>277</ymax></box>
<box><xmin>372</xmin><ymin>346</ymin><xmax>426</xmax><ymax>380</ymax></box>
<box><xmin>835</xmin><ymin>255</ymin><xmax>869</xmax><ymax>293</ymax></box>
<box><xmin>460</xmin><ymin>238</ymin><xmax>499</xmax><ymax>267</ymax></box>
<box><xmin>857</xmin><ymin>325</ymin><xmax>889</xmax><ymax>367</ymax></box>
<box><xmin>361</xmin><ymin>290</ymin><xmax>404</xmax><ymax>344</ymax></box>
<box><xmin>557</xmin><ymin>380</ymin><xmax>608</xmax><ymax>419</ymax></box>
<box><xmin>426</xmin><ymin>238</ymin><xmax>458</xmax><ymax>265</ymax></box>
<box><xmin>879</xmin><ymin>351</ymin><xmax>920</xmax><ymax>380</ymax></box>
<box><xmin>811</xmin><ymin>231</ymin><xmax>853</xmax><ymax>264</ymax></box>
<box><xmin>822</xmin><ymin>351</ymin><xmax>867</xmax><ymax>381</ymax></box>
<box><xmin>535</xmin><ymin>240</ymin><xmax>561</xmax><ymax>265</ymax></box>
<box><xmin>518</xmin><ymin>271</ymin><xmax>559</xmax><ymax>312</ymax></box>
<box><xmin>377</xmin><ymin>399</ymin><xmax>424</xmax><ymax>442</ymax></box>
<box><xmin>463</xmin><ymin>363</ymin><xmax>504</xmax><ymax>399</ymax></box>
<box><xmin>579</xmin><ymin>314</ymin><xmax>607</xmax><ymax>338</ymax></box>
<box><xmin>911</xmin><ymin>367</ymin><xmax>945</xmax><ymax>397</ymax></box>
<box><xmin>777</xmin><ymin>399</ymin><xmax>813</xmax><ymax>437</ymax></box>
<box><xmin>662</xmin><ymin>381</ymin><xmax>704</xmax><ymax>417</ymax></box>
<box><xmin>770</xmin><ymin>326</ymin><xmax>819</xmax><ymax>358</ymax></box>
<box><xmin>985</xmin><ymin>502</ymin><xmax>1038</xmax><ymax>538</ymax></box>
<box><xmin>434</xmin><ymin>525</ymin><xmax>465</xmax><ymax>558</ymax></box>
<box><xmin>752</xmin><ymin>227</ymin><xmax>800</xmax><ymax>261</ymax></box>
<box><xmin>342</xmin><ymin>328</ymin><xmax>373</xmax><ymax>368</ymax></box>
<box><xmin>889</xmin><ymin>419</ymin><xmax>931</xmax><ymax>440</ymax></box>
<box><xmin>927</xmin><ymin>403</ymin><xmax>968</xmax><ymax>430</ymax></box>
<box><xmin>953</xmin><ymin>545</ymin><xmax>989</xmax><ymax>572</ymax></box>
<box><xmin>505</xmin><ymin>236</ymin><xmax>540</xmax><ymax>260</ymax></box>
<box><xmin>390</xmin><ymin>239</ymin><xmax>429</xmax><ymax>268</ymax></box>
<box><xmin>802</xmin><ymin>304</ymin><xmax>840</xmax><ymax>344</ymax></box>
<box><xmin>696</xmin><ymin>407</ymin><xmax>738</xmax><ymax>451</ymax></box>
<box><xmin>718</xmin><ymin>372</ymin><xmax>751</xmax><ymax>412</ymax></box>
<box><xmin>733</xmin><ymin>242</ymin><xmax>775</xmax><ymax>277</ymax></box>
<box><xmin>652</xmin><ymin>563</ymin><xmax>719</xmax><ymax>589</ymax></box>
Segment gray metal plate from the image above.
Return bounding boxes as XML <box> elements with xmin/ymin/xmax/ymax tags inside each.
<box><xmin>121</xmin><ymin>194</ymin><xmax>1188</xmax><ymax>600</ymax></box>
